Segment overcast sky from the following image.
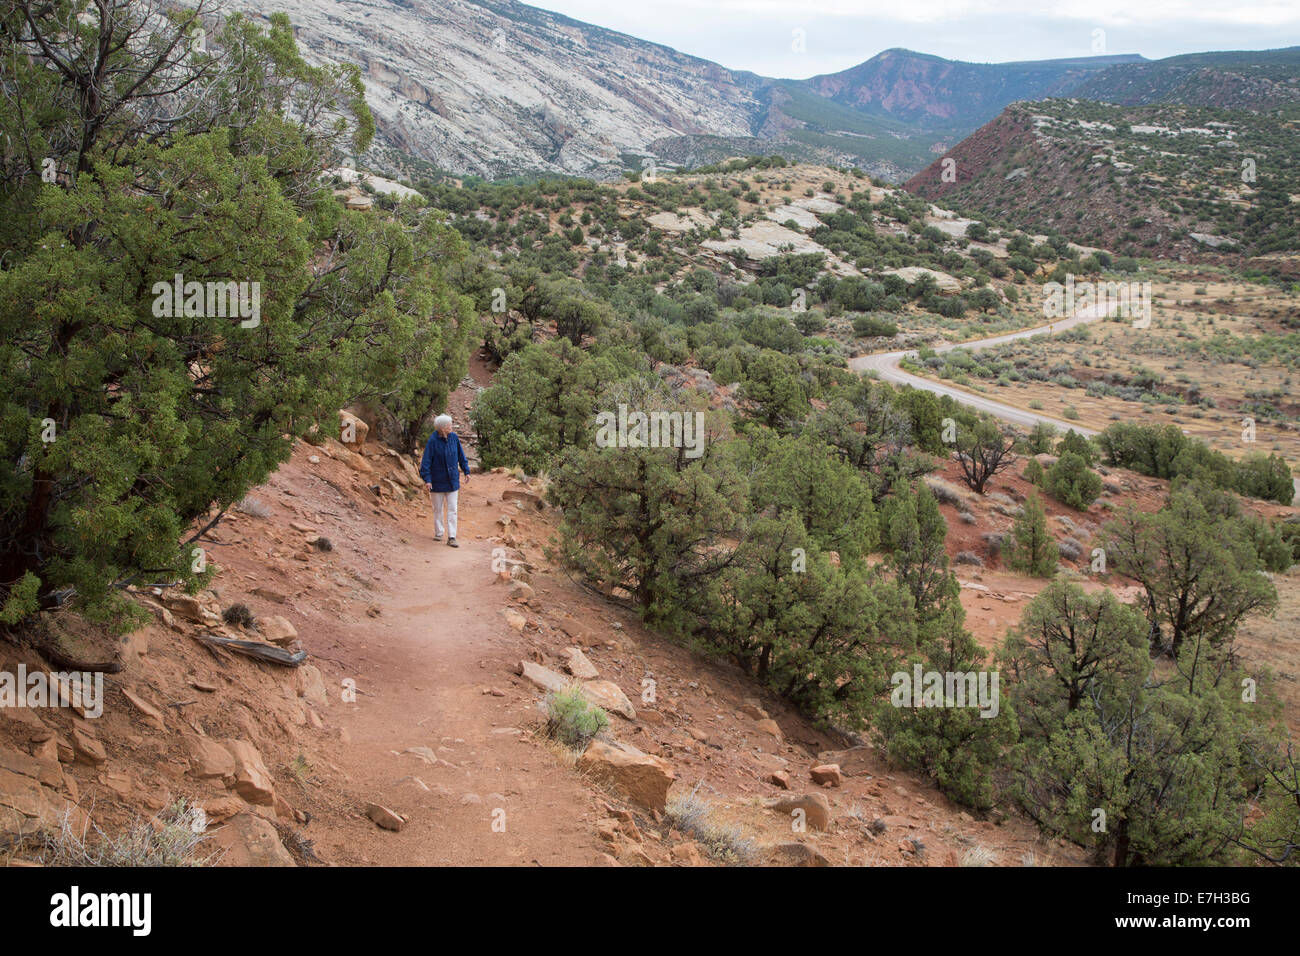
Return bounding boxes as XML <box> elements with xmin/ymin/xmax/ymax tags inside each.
<box><xmin>530</xmin><ymin>0</ymin><xmax>1300</xmax><ymax>78</ymax></box>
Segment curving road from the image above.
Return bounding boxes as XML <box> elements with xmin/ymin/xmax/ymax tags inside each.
<box><xmin>848</xmin><ymin>303</ymin><xmax>1111</xmax><ymax>437</ymax></box>
<box><xmin>849</xmin><ymin>305</ymin><xmax>1300</xmax><ymax>501</ymax></box>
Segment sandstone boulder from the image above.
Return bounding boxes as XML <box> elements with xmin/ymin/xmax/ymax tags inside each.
<box><xmin>366</xmin><ymin>803</ymin><xmax>407</xmax><ymax>831</ymax></box>
<box><xmin>578</xmin><ymin>739</ymin><xmax>675</xmax><ymax>811</ymax></box>
<box><xmin>764</xmin><ymin>792</ymin><xmax>832</xmax><ymax>831</ymax></box>
<box><xmin>338</xmin><ymin>409</ymin><xmax>369</xmax><ymax>447</ymax></box>
<box><xmin>259</xmin><ymin>615</ymin><xmax>298</xmax><ymax>646</ymax></box>
<box><xmin>185</xmin><ymin>736</ymin><xmax>235</xmax><ymax>782</ymax></box>
<box><xmin>581</xmin><ymin>680</ymin><xmax>636</xmax><ymax>720</ymax></box>
<box><xmin>810</xmin><ymin>764</ymin><xmax>843</xmax><ymax>787</ymax></box>
<box><xmin>210</xmin><ymin>813</ymin><xmax>295</xmax><ymax>866</ymax></box>
<box><xmin>560</xmin><ymin>647</ymin><xmax>599</xmax><ymax>680</ymax></box>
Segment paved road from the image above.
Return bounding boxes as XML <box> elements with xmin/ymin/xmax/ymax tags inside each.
<box><xmin>848</xmin><ymin>306</ymin><xmax>1300</xmax><ymax>501</ymax></box>
<box><xmin>848</xmin><ymin>304</ymin><xmax>1111</xmax><ymax>436</ymax></box>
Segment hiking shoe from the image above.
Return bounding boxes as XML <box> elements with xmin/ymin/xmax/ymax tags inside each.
<box><xmin>447</xmin><ymin>538</ymin><xmax>459</xmax><ymax>548</ymax></box>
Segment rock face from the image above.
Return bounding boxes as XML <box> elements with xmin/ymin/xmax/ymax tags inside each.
<box><xmin>221</xmin><ymin>740</ymin><xmax>276</xmax><ymax>806</ymax></box>
<box><xmin>578</xmin><ymin>740</ymin><xmax>675</xmax><ymax>811</ymax></box>
<box><xmin>230</xmin><ymin>0</ymin><xmax>764</xmax><ymax>180</ymax></box>
<box><xmin>808</xmin><ymin>48</ymin><xmax>1137</xmax><ymax>134</ymax></box>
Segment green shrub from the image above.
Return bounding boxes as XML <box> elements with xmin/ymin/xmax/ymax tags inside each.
<box><xmin>545</xmin><ymin>686</ymin><xmax>609</xmax><ymax>749</ymax></box>
<box><xmin>1006</xmin><ymin>493</ymin><xmax>1056</xmax><ymax>576</ymax></box>
<box><xmin>1044</xmin><ymin>452</ymin><xmax>1102</xmax><ymax>509</ymax></box>
<box><xmin>1235</xmin><ymin>452</ymin><xmax>1295</xmax><ymax>505</ymax></box>
<box><xmin>1056</xmin><ymin>429</ymin><xmax>1097</xmax><ymax>466</ymax></box>
<box><xmin>1023</xmin><ymin>457</ymin><xmax>1045</xmax><ymax>486</ymax></box>
<box><xmin>851</xmin><ymin>314</ymin><xmax>899</xmax><ymax>338</ymax></box>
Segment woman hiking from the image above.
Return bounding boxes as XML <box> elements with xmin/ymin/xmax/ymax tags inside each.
<box><xmin>419</xmin><ymin>414</ymin><xmax>471</xmax><ymax>547</ymax></box>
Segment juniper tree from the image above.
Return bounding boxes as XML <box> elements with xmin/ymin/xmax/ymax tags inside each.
<box><xmin>881</xmin><ymin>480</ymin><xmax>958</xmax><ymax>622</ymax></box>
<box><xmin>873</xmin><ymin>602</ymin><xmax>1017</xmax><ymax>809</ymax></box>
<box><xmin>1005</xmin><ymin>492</ymin><xmax>1056</xmax><ymax>577</ymax></box>
<box><xmin>744</xmin><ymin>429</ymin><xmax>878</xmax><ymax>564</ymax></box>
<box><xmin>701</xmin><ymin>512</ymin><xmax>915</xmax><ymax>727</ymax></box>
<box><xmin>1101</xmin><ymin>482</ymin><xmax>1277</xmax><ymax>658</ymax></box>
<box><xmin>1043</xmin><ymin>451</ymin><xmax>1102</xmax><ymax>509</ymax></box>
<box><xmin>999</xmin><ymin>579</ymin><xmax>1148</xmax><ymax>744</ymax></box>
<box><xmin>1007</xmin><ymin>639</ymin><xmax>1259</xmax><ymax>866</ymax></box>
<box><xmin>547</xmin><ymin>380</ymin><xmax>741</xmax><ymax>627</ymax></box>
<box><xmin>0</xmin><ymin>5</ymin><xmax>470</xmax><ymax>628</ymax></box>
<box><xmin>954</xmin><ymin>418</ymin><xmax>1016</xmax><ymax>494</ymax></box>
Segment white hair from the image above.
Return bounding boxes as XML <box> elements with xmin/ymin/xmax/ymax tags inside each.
<box><xmin>434</xmin><ymin>414</ymin><xmax>453</xmax><ymax>430</ymax></box>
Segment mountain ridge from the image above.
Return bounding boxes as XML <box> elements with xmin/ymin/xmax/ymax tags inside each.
<box><xmin>238</xmin><ymin>0</ymin><xmax>1299</xmax><ymax>183</ymax></box>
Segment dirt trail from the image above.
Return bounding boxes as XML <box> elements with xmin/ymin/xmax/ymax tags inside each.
<box><xmin>296</xmin><ymin>474</ymin><xmax>604</xmax><ymax>866</ymax></box>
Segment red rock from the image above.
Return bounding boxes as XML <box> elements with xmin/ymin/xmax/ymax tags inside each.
<box><xmin>578</xmin><ymin>740</ymin><xmax>675</xmax><ymax>811</ymax></box>
<box><xmin>810</xmin><ymin>764</ymin><xmax>843</xmax><ymax>787</ymax></box>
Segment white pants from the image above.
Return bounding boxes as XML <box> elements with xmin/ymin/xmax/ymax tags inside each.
<box><xmin>430</xmin><ymin>490</ymin><xmax>458</xmax><ymax>539</ymax></box>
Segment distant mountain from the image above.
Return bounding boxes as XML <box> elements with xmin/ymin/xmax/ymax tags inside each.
<box><xmin>231</xmin><ymin>1</ymin><xmax>1298</xmax><ymax>186</ymax></box>
<box><xmin>803</xmin><ymin>48</ymin><xmax>1144</xmax><ymax>134</ymax></box>
<box><xmin>1072</xmin><ymin>47</ymin><xmax>1300</xmax><ymax>109</ymax></box>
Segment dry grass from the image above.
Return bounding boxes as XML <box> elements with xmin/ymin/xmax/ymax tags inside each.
<box><xmin>29</xmin><ymin>800</ymin><xmax>223</xmax><ymax>867</ymax></box>
<box><xmin>664</xmin><ymin>783</ymin><xmax>758</xmax><ymax>865</ymax></box>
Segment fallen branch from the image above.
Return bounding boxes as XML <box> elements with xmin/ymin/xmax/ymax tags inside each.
<box><xmin>187</xmin><ymin>632</ymin><xmax>306</xmax><ymax>667</ymax></box>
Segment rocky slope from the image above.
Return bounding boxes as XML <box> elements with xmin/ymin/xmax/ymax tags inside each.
<box><xmin>904</xmin><ymin>100</ymin><xmax>1300</xmax><ymax>264</ymax></box>
<box><xmin>1072</xmin><ymin>47</ymin><xmax>1300</xmax><ymax>109</ymax></box>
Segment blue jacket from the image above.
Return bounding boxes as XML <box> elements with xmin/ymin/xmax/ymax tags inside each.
<box><xmin>419</xmin><ymin>431</ymin><xmax>470</xmax><ymax>492</ymax></box>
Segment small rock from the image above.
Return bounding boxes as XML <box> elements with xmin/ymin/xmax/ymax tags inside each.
<box><xmin>671</xmin><ymin>842</ymin><xmax>704</xmax><ymax>866</ymax></box>
<box><xmin>581</xmin><ymin>680</ymin><xmax>636</xmax><ymax>720</ymax></box>
<box><xmin>766</xmin><ymin>771</ymin><xmax>791</xmax><ymax>790</ymax></box>
<box><xmin>71</xmin><ymin>727</ymin><xmax>107</xmax><ymax>765</ymax></box>
<box><xmin>366</xmin><ymin>803</ymin><xmax>406</xmax><ymax>831</ymax></box>
<box><xmin>121</xmin><ymin>688</ymin><xmax>166</xmax><ymax>731</ymax></box>
<box><xmin>810</xmin><ymin>764</ymin><xmax>843</xmax><ymax>787</ymax></box>
<box><xmin>559</xmin><ymin>646</ymin><xmax>599</xmax><ymax>680</ymax></box>
<box><xmin>765</xmin><ymin>842</ymin><xmax>830</xmax><ymax>867</ymax></box>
